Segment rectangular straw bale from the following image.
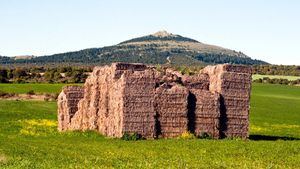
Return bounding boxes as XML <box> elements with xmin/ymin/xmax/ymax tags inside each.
<box><xmin>182</xmin><ymin>74</ymin><xmax>210</xmax><ymax>90</ymax></box>
<box><xmin>155</xmin><ymin>84</ymin><xmax>189</xmax><ymax>138</ymax></box>
<box><xmin>189</xmin><ymin>89</ymin><xmax>220</xmax><ymax>139</ymax></box>
<box><xmin>121</xmin><ymin>69</ymin><xmax>156</xmax><ymax>138</ymax></box>
<box><xmin>222</xmin><ymin>64</ymin><xmax>252</xmax><ymax>74</ymax></box>
<box><xmin>57</xmin><ymin>86</ymin><xmax>84</xmax><ymax>131</ymax></box>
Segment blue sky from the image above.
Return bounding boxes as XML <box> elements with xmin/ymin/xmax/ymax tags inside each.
<box><xmin>0</xmin><ymin>0</ymin><xmax>299</xmax><ymax>65</ymax></box>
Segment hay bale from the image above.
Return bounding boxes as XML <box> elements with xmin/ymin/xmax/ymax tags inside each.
<box><xmin>188</xmin><ymin>89</ymin><xmax>221</xmax><ymax>139</ymax></box>
<box><xmin>57</xmin><ymin>86</ymin><xmax>84</xmax><ymax>131</ymax></box>
<box><xmin>155</xmin><ymin>83</ymin><xmax>189</xmax><ymax>138</ymax></box>
<box><xmin>121</xmin><ymin>69</ymin><xmax>157</xmax><ymax>138</ymax></box>
<box><xmin>203</xmin><ymin>64</ymin><xmax>252</xmax><ymax>139</ymax></box>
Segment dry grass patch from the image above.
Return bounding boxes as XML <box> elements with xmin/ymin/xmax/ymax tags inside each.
<box><xmin>0</xmin><ymin>154</ymin><xmax>7</xmax><ymax>164</ymax></box>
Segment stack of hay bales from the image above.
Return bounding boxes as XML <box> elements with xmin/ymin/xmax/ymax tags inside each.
<box><xmin>97</xmin><ymin>65</ymin><xmax>124</xmax><ymax>137</ymax></box>
<box><xmin>94</xmin><ymin>63</ymin><xmax>151</xmax><ymax>137</ymax></box>
<box><xmin>191</xmin><ymin>90</ymin><xmax>220</xmax><ymax>138</ymax></box>
<box><xmin>57</xmin><ymin>63</ymin><xmax>252</xmax><ymax>139</ymax></box>
<box><xmin>219</xmin><ymin>65</ymin><xmax>252</xmax><ymax>138</ymax></box>
<box><xmin>57</xmin><ymin>86</ymin><xmax>84</xmax><ymax>131</ymax></box>
<box><xmin>155</xmin><ymin>83</ymin><xmax>189</xmax><ymax>138</ymax></box>
<box><xmin>203</xmin><ymin>64</ymin><xmax>252</xmax><ymax>139</ymax></box>
<box><xmin>183</xmin><ymin>74</ymin><xmax>221</xmax><ymax>138</ymax></box>
<box><xmin>121</xmin><ymin>69</ymin><xmax>157</xmax><ymax>138</ymax></box>
<box><xmin>69</xmin><ymin>63</ymin><xmax>155</xmax><ymax>138</ymax></box>
<box><xmin>69</xmin><ymin>65</ymin><xmax>113</xmax><ymax>131</ymax></box>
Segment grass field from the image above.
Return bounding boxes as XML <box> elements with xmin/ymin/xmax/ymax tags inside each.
<box><xmin>250</xmin><ymin>83</ymin><xmax>300</xmax><ymax>138</ymax></box>
<box><xmin>0</xmin><ymin>83</ymin><xmax>82</xmax><ymax>94</ymax></box>
<box><xmin>0</xmin><ymin>83</ymin><xmax>299</xmax><ymax>168</ymax></box>
<box><xmin>252</xmin><ymin>74</ymin><xmax>300</xmax><ymax>81</ymax></box>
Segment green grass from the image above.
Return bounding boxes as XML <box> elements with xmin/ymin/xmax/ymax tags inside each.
<box><xmin>0</xmin><ymin>83</ymin><xmax>82</xmax><ymax>94</ymax></box>
<box><xmin>250</xmin><ymin>83</ymin><xmax>300</xmax><ymax>138</ymax></box>
<box><xmin>0</xmin><ymin>83</ymin><xmax>299</xmax><ymax>168</ymax></box>
<box><xmin>252</xmin><ymin>74</ymin><xmax>300</xmax><ymax>80</ymax></box>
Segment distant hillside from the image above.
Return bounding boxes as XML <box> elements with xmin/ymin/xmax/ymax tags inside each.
<box><xmin>0</xmin><ymin>31</ymin><xmax>267</xmax><ymax>66</ymax></box>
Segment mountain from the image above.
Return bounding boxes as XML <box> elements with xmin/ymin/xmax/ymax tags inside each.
<box><xmin>0</xmin><ymin>31</ymin><xmax>267</xmax><ymax>66</ymax></box>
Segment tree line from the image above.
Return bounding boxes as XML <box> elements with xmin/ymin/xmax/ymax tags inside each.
<box><xmin>252</xmin><ymin>65</ymin><xmax>300</xmax><ymax>76</ymax></box>
<box><xmin>1</xmin><ymin>64</ymin><xmax>300</xmax><ymax>84</ymax></box>
<box><xmin>0</xmin><ymin>66</ymin><xmax>91</xmax><ymax>83</ymax></box>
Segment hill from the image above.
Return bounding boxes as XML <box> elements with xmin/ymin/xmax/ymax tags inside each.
<box><xmin>0</xmin><ymin>31</ymin><xmax>267</xmax><ymax>66</ymax></box>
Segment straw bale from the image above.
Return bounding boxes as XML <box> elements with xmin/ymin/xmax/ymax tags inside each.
<box><xmin>57</xmin><ymin>86</ymin><xmax>84</xmax><ymax>131</ymax></box>
<box><xmin>189</xmin><ymin>89</ymin><xmax>221</xmax><ymax>138</ymax></box>
<box><xmin>155</xmin><ymin>83</ymin><xmax>189</xmax><ymax>138</ymax></box>
<box><xmin>182</xmin><ymin>73</ymin><xmax>210</xmax><ymax>90</ymax></box>
<box><xmin>121</xmin><ymin>69</ymin><xmax>157</xmax><ymax>138</ymax></box>
<box><xmin>202</xmin><ymin>64</ymin><xmax>252</xmax><ymax>138</ymax></box>
<box><xmin>222</xmin><ymin>64</ymin><xmax>252</xmax><ymax>74</ymax></box>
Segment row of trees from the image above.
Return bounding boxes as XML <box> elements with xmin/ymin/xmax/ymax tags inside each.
<box><xmin>1</xmin><ymin>64</ymin><xmax>300</xmax><ymax>84</ymax></box>
<box><xmin>252</xmin><ymin>65</ymin><xmax>300</xmax><ymax>76</ymax></box>
<box><xmin>0</xmin><ymin>66</ymin><xmax>91</xmax><ymax>83</ymax></box>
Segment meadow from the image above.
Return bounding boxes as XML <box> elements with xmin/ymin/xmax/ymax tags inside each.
<box><xmin>0</xmin><ymin>83</ymin><xmax>299</xmax><ymax>168</ymax></box>
<box><xmin>252</xmin><ymin>74</ymin><xmax>300</xmax><ymax>81</ymax></box>
<box><xmin>0</xmin><ymin>83</ymin><xmax>82</xmax><ymax>94</ymax></box>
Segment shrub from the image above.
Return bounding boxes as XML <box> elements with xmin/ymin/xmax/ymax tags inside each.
<box><xmin>253</xmin><ymin>78</ymin><xmax>263</xmax><ymax>83</ymax></box>
<box><xmin>0</xmin><ymin>90</ymin><xmax>16</xmax><ymax>98</ymax></box>
<box><xmin>53</xmin><ymin>93</ymin><xmax>59</xmax><ymax>100</ymax></box>
<box><xmin>155</xmin><ymin>64</ymin><xmax>163</xmax><ymax>73</ymax></box>
<box><xmin>27</xmin><ymin>90</ymin><xmax>35</xmax><ymax>95</ymax></box>
<box><xmin>43</xmin><ymin>93</ymin><xmax>59</xmax><ymax>101</ymax></box>
<box><xmin>198</xmin><ymin>132</ymin><xmax>212</xmax><ymax>139</ymax></box>
<box><xmin>0</xmin><ymin>90</ymin><xmax>8</xmax><ymax>97</ymax></box>
<box><xmin>15</xmin><ymin>78</ymin><xmax>25</xmax><ymax>83</ymax></box>
<box><xmin>0</xmin><ymin>76</ymin><xmax>8</xmax><ymax>83</ymax></box>
<box><xmin>121</xmin><ymin>132</ymin><xmax>142</xmax><ymax>141</ymax></box>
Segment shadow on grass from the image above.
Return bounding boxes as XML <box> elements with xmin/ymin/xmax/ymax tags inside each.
<box><xmin>249</xmin><ymin>134</ymin><xmax>300</xmax><ymax>141</ymax></box>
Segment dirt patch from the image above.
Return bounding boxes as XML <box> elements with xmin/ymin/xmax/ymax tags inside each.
<box><xmin>0</xmin><ymin>154</ymin><xmax>7</xmax><ymax>164</ymax></box>
<box><xmin>0</xmin><ymin>94</ymin><xmax>56</xmax><ymax>101</ymax></box>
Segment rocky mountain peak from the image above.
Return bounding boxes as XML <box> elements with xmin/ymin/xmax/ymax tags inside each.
<box><xmin>152</xmin><ymin>30</ymin><xmax>176</xmax><ymax>37</ymax></box>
